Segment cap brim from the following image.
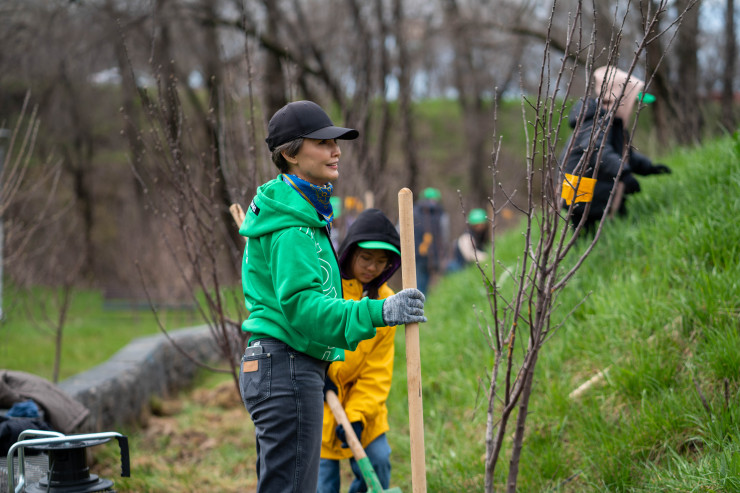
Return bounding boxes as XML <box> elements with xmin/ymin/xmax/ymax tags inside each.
<box><xmin>357</xmin><ymin>240</ymin><xmax>401</xmax><ymax>256</ymax></box>
<box><xmin>303</xmin><ymin>126</ymin><xmax>359</xmax><ymax>141</ymax></box>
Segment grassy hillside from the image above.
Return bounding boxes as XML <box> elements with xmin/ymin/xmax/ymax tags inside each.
<box><xmin>386</xmin><ymin>134</ymin><xmax>740</xmax><ymax>491</ymax></box>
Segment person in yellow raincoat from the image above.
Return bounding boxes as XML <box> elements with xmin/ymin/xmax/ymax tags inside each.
<box><xmin>318</xmin><ymin>208</ymin><xmax>402</xmax><ymax>493</ymax></box>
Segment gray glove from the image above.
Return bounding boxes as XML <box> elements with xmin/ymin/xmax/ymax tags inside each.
<box><xmin>382</xmin><ymin>288</ymin><xmax>427</xmax><ymax>325</ymax></box>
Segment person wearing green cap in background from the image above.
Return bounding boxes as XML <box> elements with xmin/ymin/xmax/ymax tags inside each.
<box><xmin>319</xmin><ymin>208</ymin><xmax>403</xmax><ymax>493</ymax></box>
<box><xmin>446</xmin><ymin>208</ymin><xmax>490</xmax><ymax>273</ymax></box>
<box><xmin>413</xmin><ymin>187</ymin><xmax>449</xmax><ymax>295</ymax></box>
<box><xmin>560</xmin><ymin>65</ymin><xmax>672</xmax><ymax>235</ymax></box>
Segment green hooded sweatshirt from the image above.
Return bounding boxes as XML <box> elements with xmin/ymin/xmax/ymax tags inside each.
<box><xmin>239</xmin><ymin>176</ymin><xmax>385</xmax><ymax>361</ymax></box>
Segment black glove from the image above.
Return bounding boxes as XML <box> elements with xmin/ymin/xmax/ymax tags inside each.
<box><xmin>621</xmin><ymin>173</ymin><xmax>641</xmax><ymax>194</ymax></box>
<box><xmin>382</xmin><ymin>288</ymin><xmax>427</xmax><ymax>325</ymax></box>
<box><xmin>649</xmin><ymin>163</ymin><xmax>672</xmax><ymax>175</ymax></box>
<box><xmin>323</xmin><ymin>375</ymin><xmax>338</xmax><ymax>401</ymax></box>
<box><xmin>335</xmin><ymin>421</ymin><xmax>363</xmax><ymax>448</ymax></box>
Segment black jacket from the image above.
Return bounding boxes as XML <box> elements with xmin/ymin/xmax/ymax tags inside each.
<box><xmin>337</xmin><ymin>208</ymin><xmax>401</xmax><ymax>298</ymax></box>
<box><xmin>561</xmin><ymin>98</ymin><xmax>656</xmax><ymax>225</ymax></box>
<box><xmin>412</xmin><ymin>200</ymin><xmax>447</xmax><ymax>270</ymax></box>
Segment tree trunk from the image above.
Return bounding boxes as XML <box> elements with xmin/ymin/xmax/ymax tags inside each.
<box><xmin>58</xmin><ymin>60</ymin><xmax>95</xmax><ymax>280</ymax></box>
<box><xmin>468</xmin><ymin>109</ymin><xmax>490</xmax><ymax>204</ymax></box>
<box><xmin>153</xmin><ymin>0</ymin><xmax>179</xmax><ymax>144</ymax></box>
<box><xmin>675</xmin><ymin>0</ymin><xmax>702</xmax><ymax>145</ymax></box>
<box><xmin>344</xmin><ymin>0</ymin><xmax>375</xmax><ymax>195</ymax></box>
<box><xmin>200</xmin><ymin>0</ymin><xmax>244</xmax><ymax>259</ymax></box>
<box><xmin>642</xmin><ymin>0</ymin><xmax>673</xmax><ymax>148</ymax></box>
<box><xmin>442</xmin><ymin>0</ymin><xmax>493</xmax><ymax>204</ymax></box>
<box><xmin>374</xmin><ymin>0</ymin><xmax>393</xmax><ymax>183</ymax></box>
<box><xmin>393</xmin><ymin>0</ymin><xmax>420</xmax><ymax>192</ymax></box>
<box><xmin>113</xmin><ymin>36</ymin><xmax>144</xmax><ymax>187</ymax></box>
<box><xmin>505</xmin><ymin>347</ymin><xmax>539</xmax><ymax>492</ymax></box>
<box><xmin>53</xmin><ymin>318</ymin><xmax>63</xmax><ymax>384</ymax></box>
<box><xmin>484</xmin><ymin>351</ymin><xmax>512</xmax><ymax>493</ymax></box>
<box><xmin>721</xmin><ymin>0</ymin><xmax>737</xmax><ymax>131</ymax></box>
<box><xmin>52</xmin><ymin>286</ymin><xmax>72</xmax><ymax>384</ymax></box>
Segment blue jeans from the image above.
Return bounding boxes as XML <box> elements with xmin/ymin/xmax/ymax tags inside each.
<box><xmin>416</xmin><ymin>256</ymin><xmax>431</xmax><ymax>295</ymax></box>
<box><xmin>240</xmin><ymin>338</ymin><xmax>329</xmax><ymax>493</ymax></box>
<box><xmin>316</xmin><ymin>433</ymin><xmax>392</xmax><ymax>493</ymax></box>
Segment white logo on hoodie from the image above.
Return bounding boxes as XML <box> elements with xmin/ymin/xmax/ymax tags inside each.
<box><xmin>299</xmin><ymin>226</ymin><xmax>338</xmax><ymax>299</ymax></box>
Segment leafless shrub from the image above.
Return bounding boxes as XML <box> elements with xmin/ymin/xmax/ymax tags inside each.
<box><xmin>1</xmin><ymin>94</ymin><xmax>63</xmax><ymax>271</ymax></box>
<box><xmin>2</xmin><ymin>92</ymin><xmax>72</xmax><ymax>381</ymax></box>
<box><xmin>475</xmin><ymin>1</ymin><xmax>697</xmax><ymax>491</ymax></box>
<box><xmin>117</xmin><ymin>30</ymin><xmax>262</xmax><ymax>385</ymax></box>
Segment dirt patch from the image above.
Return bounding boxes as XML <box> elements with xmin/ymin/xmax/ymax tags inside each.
<box><xmin>94</xmin><ymin>379</ymin><xmax>257</xmax><ymax>492</ymax></box>
<box><xmin>95</xmin><ymin>378</ymin><xmax>362</xmax><ymax>491</ymax></box>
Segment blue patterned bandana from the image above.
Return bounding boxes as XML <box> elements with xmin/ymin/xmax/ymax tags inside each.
<box><xmin>282</xmin><ymin>174</ymin><xmax>334</xmax><ymax>228</ymax></box>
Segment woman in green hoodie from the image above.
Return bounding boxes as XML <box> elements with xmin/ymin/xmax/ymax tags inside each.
<box><xmin>238</xmin><ymin>100</ymin><xmax>426</xmax><ymax>493</ymax></box>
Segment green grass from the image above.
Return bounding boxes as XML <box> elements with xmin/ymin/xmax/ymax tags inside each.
<box><xmin>3</xmin><ymin>135</ymin><xmax>738</xmax><ymax>491</ymax></box>
<box><xmin>92</xmin><ymin>371</ymin><xmax>255</xmax><ymax>493</ymax></box>
<box><xmin>0</xmin><ymin>288</ymin><xmax>200</xmax><ymax>381</ymax></box>
<box><xmin>382</xmin><ymin>135</ymin><xmax>739</xmax><ymax>491</ymax></box>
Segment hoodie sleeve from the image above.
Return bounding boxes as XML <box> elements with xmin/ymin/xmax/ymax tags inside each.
<box><xmin>269</xmin><ymin>226</ymin><xmax>383</xmax><ymax>350</ymax></box>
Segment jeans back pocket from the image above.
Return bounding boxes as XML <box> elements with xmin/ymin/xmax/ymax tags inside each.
<box><xmin>239</xmin><ymin>352</ymin><xmax>271</xmax><ymax>409</ymax></box>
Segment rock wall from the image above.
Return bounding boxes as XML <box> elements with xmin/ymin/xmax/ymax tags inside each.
<box><xmin>58</xmin><ymin>325</ymin><xmax>223</xmax><ymax>433</ymax></box>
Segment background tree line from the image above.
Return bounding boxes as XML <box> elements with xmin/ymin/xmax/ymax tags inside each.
<box><xmin>0</xmin><ymin>0</ymin><xmax>736</xmax><ymax>302</ymax></box>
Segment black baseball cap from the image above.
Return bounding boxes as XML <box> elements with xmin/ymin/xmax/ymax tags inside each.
<box><xmin>265</xmin><ymin>100</ymin><xmax>359</xmax><ymax>151</ymax></box>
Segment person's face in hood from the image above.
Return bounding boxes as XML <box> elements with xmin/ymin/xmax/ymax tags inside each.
<box><xmin>350</xmin><ymin>247</ymin><xmax>390</xmax><ymax>285</ymax></box>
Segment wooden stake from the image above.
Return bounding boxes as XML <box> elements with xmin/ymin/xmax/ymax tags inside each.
<box><xmin>229</xmin><ymin>203</ymin><xmax>246</xmax><ymax>226</ymax></box>
<box><xmin>364</xmin><ymin>190</ymin><xmax>375</xmax><ymax>209</ymax></box>
<box><xmin>398</xmin><ymin>188</ymin><xmax>427</xmax><ymax>493</ymax></box>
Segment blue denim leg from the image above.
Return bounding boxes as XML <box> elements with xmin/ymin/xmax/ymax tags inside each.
<box><xmin>239</xmin><ymin>339</ymin><xmax>328</xmax><ymax>493</ymax></box>
<box><xmin>348</xmin><ymin>433</ymin><xmax>392</xmax><ymax>493</ymax></box>
<box><xmin>416</xmin><ymin>257</ymin><xmax>430</xmax><ymax>295</ymax></box>
<box><xmin>316</xmin><ymin>458</ymin><xmax>341</xmax><ymax>493</ymax></box>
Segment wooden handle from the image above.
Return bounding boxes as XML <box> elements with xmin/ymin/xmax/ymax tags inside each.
<box><xmin>230</xmin><ymin>203</ymin><xmax>246</xmax><ymax>226</ymax></box>
<box><xmin>398</xmin><ymin>187</ymin><xmax>428</xmax><ymax>493</ymax></box>
<box><xmin>363</xmin><ymin>190</ymin><xmax>375</xmax><ymax>209</ymax></box>
<box><xmin>325</xmin><ymin>390</ymin><xmax>367</xmax><ymax>461</ymax></box>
